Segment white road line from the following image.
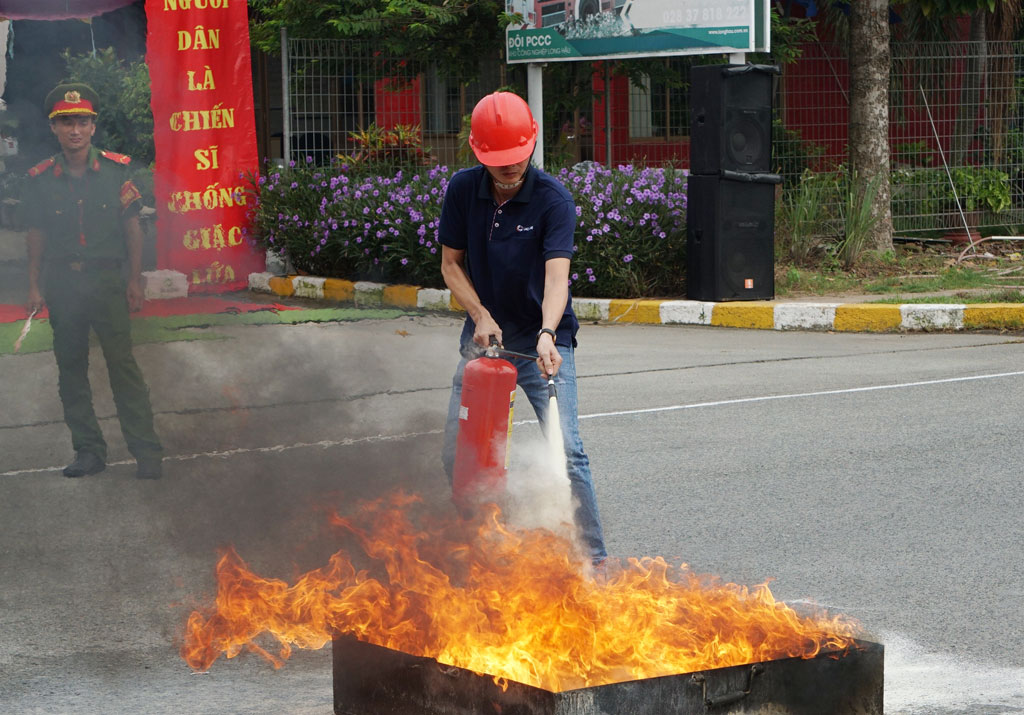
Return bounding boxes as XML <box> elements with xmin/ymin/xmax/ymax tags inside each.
<box><xmin>6</xmin><ymin>371</ymin><xmax>1023</xmax><ymax>479</ymax></box>
<box><xmin>0</xmin><ymin>430</ymin><xmax>444</xmax><ymax>478</ymax></box>
<box><xmin>578</xmin><ymin>370</ymin><xmax>1024</xmax><ymax>420</ymax></box>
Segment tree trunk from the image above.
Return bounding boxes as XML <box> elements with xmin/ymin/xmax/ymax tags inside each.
<box><xmin>848</xmin><ymin>0</ymin><xmax>893</xmax><ymax>254</ymax></box>
<box><xmin>985</xmin><ymin>1</ymin><xmax>1020</xmax><ymax>168</ymax></box>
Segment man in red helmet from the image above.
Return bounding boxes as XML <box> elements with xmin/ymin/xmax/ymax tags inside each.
<box><xmin>439</xmin><ymin>91</ymin><xmax>607</xmax><ymax>564</ymax></box>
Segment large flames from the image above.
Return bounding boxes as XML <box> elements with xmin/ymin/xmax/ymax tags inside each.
<box><xmin>182</xmin><ymin>492</ymin><xmax>858</xmax><ymax>691</ymax></box>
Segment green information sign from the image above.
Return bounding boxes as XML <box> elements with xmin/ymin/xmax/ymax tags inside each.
<box><xmin>505</xmin><ymin>0</ymin><xmax>769</xmax><ymax>64</ymax></box>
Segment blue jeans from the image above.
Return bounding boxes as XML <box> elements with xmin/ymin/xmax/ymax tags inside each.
<box><xmin>442</xmin><ymin>345</ymin><xmax>608</xmax><ymax>562</ymax></box>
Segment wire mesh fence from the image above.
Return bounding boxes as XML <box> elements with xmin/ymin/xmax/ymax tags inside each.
<box><xmin>282</xmin><ymin>36</ymin><xmax>1024</xmax><ymax>237</ymax></box>
<box><xmin>284</xmin><ymin>36</ymin><xmax>507</xmax><ymax>171</ymax></box>
<box><xmin>779</xmin><ymin>40</ymin><xmax>1024</xmax><ymax>238</ymax></box>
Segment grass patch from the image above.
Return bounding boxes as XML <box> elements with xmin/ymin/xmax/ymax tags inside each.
<box><xmin>862</xmin><ymin>267</ymin><xmax>999</xmax><ymax>294</ymax></box>
<box><xmin>0</xmin><ymin>307</ymin><xmax>415</xmax><ymax>356</ymax></box>
<box><xmin>776</xmin><ymin>241</ymin><xmax>1024</xmax><ymax>300</ymax></box>
<box><xmin>872</xmin><ymin>289</ymin><xmax>1024</xmax><ymax>304</ymax></box>
<box><xmin>774</xmin><ymin>267</ymin><xmax>866</xmax><ymax>296</ymax></box>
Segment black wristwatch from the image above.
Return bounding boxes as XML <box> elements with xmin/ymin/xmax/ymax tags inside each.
<box><xmin>537</xmin><ymin>328</ymin><xmax>557</xmax><ymax>341</ymax></box>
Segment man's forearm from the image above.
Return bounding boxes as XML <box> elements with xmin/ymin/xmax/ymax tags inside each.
<box><xmin>540</xmin><ymin>257</ymin><xmax>570</xmax><ymax>331</ymax></box>
<box><xmin>26</xmin><ymin>229</ymin><xmax>45</xmax><ymax>291</ymax></box>
<box><xmin>441</xmin><ymin>253</ymin><xmax>489</xmax><ymax>325</ymax></box>
<box><xmin>124</xmin><ymin>216</ymin><xmax>144</xmax><ymax>278</ymax></box>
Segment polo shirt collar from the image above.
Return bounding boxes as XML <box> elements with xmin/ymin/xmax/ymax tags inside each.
<box><xmin>475</xmin><ymin>165</ymin><xmax>537</xmax><ymax>203</ymax></box>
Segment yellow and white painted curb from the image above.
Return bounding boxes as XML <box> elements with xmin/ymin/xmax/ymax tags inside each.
<box><xmin>248</xmin><ymin>272</ymin><xmax>1024</xmax><ymax>332</ymax></box>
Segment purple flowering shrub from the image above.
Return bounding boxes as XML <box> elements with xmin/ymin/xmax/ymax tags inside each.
<box><xmin>247</xmin><ymin>159</ymin><xmax>687</xmax><ymax>297</ymax></box>
<box><xmin>558</xmin><ymin>163</ymin><xmax>687</xmax><ymax>297</ymax></box>
<box><xmin>246</xmin><ymin>158</ymin><xmax>451</xmax><ymax>287</ymax></box>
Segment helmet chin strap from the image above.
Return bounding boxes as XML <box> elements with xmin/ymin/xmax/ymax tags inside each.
<box><xmin>489</xmin><ymin>146</ymin><xmax>535</xmax><ymax>192</ymax></box>
<box><xmin>493</xmin><ymin>178</ymin><xmax>524</xmax><ymax>191</ymax></box>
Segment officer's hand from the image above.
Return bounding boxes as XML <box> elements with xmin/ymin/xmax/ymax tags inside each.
<box><xmin>27</xmin><ymin>287</ymin><xmax>45</xmax><ymax>313</ymax></box>
<box><xmin>536</xmin><ymin>332</ymin><xmax>562</xmax><ymax>378</ymax></box>
<box><xmin>126</xmin><ymin>277</ymin><xmax>145</xmax><ymax>312</ymax></box>
<box><xmin>472</xmin><ymin>313</ymin><xmax>502</xmax><ymax>348</ymax></box>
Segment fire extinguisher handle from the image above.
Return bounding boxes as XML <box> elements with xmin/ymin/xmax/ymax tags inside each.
<box><xmin>486</xmin><ymin>335</ymin><xmax>502</xmax><ymax>357</ymax></box>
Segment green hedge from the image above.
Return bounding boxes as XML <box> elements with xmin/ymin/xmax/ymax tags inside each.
<box><xmin>246</xmin><ymin>160</ymin><xmax>689</xmax><ymax>299</ymax></box>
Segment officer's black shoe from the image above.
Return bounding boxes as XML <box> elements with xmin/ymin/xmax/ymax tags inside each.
<box><xmin>63</xmin><ymin>451</ymin><xmax>105</xmax><ymax>478</ymax></box>
<box><xmin>136</xmin><ymin>457</ymin><xmax>163</xmax><ymax>480</ymax></box>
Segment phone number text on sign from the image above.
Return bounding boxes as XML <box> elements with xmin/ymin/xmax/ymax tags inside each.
<box><xmin>661</xmin><ymin>0</ymin><xmax>750</xmax><ymax>26</ymax></box>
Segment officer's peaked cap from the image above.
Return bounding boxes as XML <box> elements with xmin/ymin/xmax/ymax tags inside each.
<box><xmin>45</xmin><ymin>83</ymin><xmax>100</xmax><ymax>120</ymax></box>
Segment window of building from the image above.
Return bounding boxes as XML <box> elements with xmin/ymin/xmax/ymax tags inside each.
<box><xmin>422</xmin><ymin>60</ymin><xmax>506</xmax><ymax>135</ymax></box>
<box><xmin>629</xmin><ymin>57</ymin><xmax>691</xmax><ymax>140</ymax></box>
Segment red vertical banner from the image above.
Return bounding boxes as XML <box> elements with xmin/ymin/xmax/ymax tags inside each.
<box><xmin>145</xmin><ymin>0</ymin><xmax>264</xmax><ymax>293</ymax></box>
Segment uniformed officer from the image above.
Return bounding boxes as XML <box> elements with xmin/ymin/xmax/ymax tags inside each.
<box><xmin>23</xmin><ymin>83</ymin><xmax>163</xmax><ymax>479</ymax></box>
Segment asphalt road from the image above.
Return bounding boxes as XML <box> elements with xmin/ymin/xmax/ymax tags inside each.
<box><xmin>2</xmin><ymin>312</ymin><xmax>1023</xmax><ymax>714</ymax></box>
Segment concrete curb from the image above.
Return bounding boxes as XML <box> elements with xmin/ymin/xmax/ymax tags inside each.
<box><xmin>247</xmin><ymin>272</ymin><xmax>1024</xmax><ymax>333</ymax></box>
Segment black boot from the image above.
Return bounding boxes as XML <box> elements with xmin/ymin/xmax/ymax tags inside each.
<box><xmin>63</xmin><ymin>451</ymin><xmax>105</xmax><ymax>478</ymax></box>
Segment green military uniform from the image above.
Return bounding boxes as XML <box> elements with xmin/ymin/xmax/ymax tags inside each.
<box><xmin>23</xmin><ymin>85</ymin><xmax>162</xmax><ymax>468</ymax></box>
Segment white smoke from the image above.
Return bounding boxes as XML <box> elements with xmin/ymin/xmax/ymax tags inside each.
<box><xmin>504</xmin><ymin>418</ymin><xmax>575</xmax><ymax>539</ymax></box>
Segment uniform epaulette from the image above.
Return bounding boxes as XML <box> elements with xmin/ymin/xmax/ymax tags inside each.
<box><xmin>100</xmin><ymin>150</ymin><xmax>132</xmax><ymax>165</ymax></box>
<box><xmin>27</xmin><ymin>156</ymin><xmax>56</xmax><ymax>177</ymax></box>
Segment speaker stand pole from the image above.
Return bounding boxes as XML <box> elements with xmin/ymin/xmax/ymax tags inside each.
<box><xmin>527</xmin><ymin>63</ymin><xmax>544</xmax><ymax>170</ymax></box>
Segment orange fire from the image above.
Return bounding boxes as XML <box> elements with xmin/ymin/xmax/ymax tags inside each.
<box><xmin>182</xmin><ymin>491</ymin><xmax>859</xmax><ymax>691</ymax></box>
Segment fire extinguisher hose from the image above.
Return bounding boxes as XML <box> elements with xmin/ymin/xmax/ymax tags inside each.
<box><xmin>476</xmin><ymin>339</ymin><xmax>559</xmax><ymax>396</ymax></box>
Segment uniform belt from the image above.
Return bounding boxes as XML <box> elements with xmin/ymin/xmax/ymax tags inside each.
<box><xmin>55</xmin><ymin>258</ymin><xmax>123</xmax><ymax>272</ymax></box>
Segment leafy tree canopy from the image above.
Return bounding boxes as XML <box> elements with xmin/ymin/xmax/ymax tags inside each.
<box><xmin>912</xmin><ymin>0</ymin><xmax>996</xmax><ymax>17</ymax></box>
<box><xmin>249</xmin><ymin>0</ymin><xmax>513</xmax><ymax>81</ymax></box>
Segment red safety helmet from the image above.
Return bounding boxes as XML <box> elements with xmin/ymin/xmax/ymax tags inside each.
<box><xmin>468</xmin><ymin>92</ymin><xmax>538</xmax><ymax>166</ymax></box>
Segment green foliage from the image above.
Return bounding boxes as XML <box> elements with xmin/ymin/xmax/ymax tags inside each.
<box><xmin>246</xmin><ymin>161</ymin><xmax>444</xmax><ymax>284</ymax></box>
<box><xmin>776</xmin><ymin>169</ymin><xmax>838</xmax><ymax>265</ymax></box>
<box><xmin>335</xmin><ymin>124</ymin><xmax>432</xmax><ymax>174</ymax></box>
<box><xmin>1007</xmin><ymin>127</ymin><xmax>1024</xmax><ymax>167</ymax></box>
<box><xmin>456</xmin><ymin>113</ymin><xmax>474</xmax><ymax>166</ymax></box>
<box><xmin>916</xmin><ymin>0</ymin><xmax>996</xmax><ymax>17</ymax></box>
<box><xmin>774</xmin><ymin>119</ymin><xmax>826</xmax><ymax>184</ymax></box>
<box><xmin>773</xmin><ymin>265</ymin><xmax>865</xmax><ymax>296</ymax></box>
<box><xmin>892</xmin><ymin>141</ymin><xmax>935</xmax><ymax>167</ymax></box>
<box><xmin>949</xmin><ymin>167</ymin><xmax>1012</xmax><ymax>213</ymax></box>
<box><xmin>250</xmin><ymin>0</ymin><xmax>510</xmax><ymax>82</ymax></box>
<box><xmin>836</xmin><ymin>171</ymin><xmax>885</xmax><ymax>269</ymax></box>
<box><xmin>558</xmin><ymin>164</ymin><xmax>688</xmax><ymax>297</ymax></box>
<box><xmin>62</xmin><ymin>47</ymin><xmax>154</xmax><ymax>167</ymax></box>
<box><xmin>247</xmin><ymin>162</ymin><xmax>689</xmax><ymax>298</ymax></box>
<box><xmin>864</xmin><ymin>266</ymin><xmax>997</xmax><ymax>294</ymax></box>
<box><xmin>891</xmin><ymin>166</ymin><xmax>1012</xmax><ymax>223</ymax></box>
<box><xmin>752</xmin><ymin>8</ymin><xmax>818</xmax><ymax>66</ymax></box>
<box><xmin>872</xmin><ymin>289</ymin><xmax>1024</xmax><ymax>304</ymax></box>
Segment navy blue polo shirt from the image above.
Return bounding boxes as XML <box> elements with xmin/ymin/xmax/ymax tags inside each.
<box><xmin>439</xmin><ymin>165</ymin><xmax>580</xmax><ymax>353</ymax></box>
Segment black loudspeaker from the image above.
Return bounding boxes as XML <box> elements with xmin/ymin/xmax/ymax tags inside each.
<box><xmin>690</xmin><ymin>64</ymin><xmax>777</xmax><ymax>175</ymax></box>
<box><xmin>686</xmin><ymin>173</ymin><xmax>778</xmax><ymax>302</ymax></box>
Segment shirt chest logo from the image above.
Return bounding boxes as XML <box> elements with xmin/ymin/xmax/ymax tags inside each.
<box><xmin>516</xmin><ymin>224</ymin><xmax>534</xmax><ymax>232</ymax></box>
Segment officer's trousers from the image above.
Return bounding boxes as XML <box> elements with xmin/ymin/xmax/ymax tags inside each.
<box><xmin>45</xmin><ymin>265</ymin><xmax>162</xmax><ymax>462</ymax></box>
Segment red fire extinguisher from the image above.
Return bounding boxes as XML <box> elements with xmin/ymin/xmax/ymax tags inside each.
<box><xmin>452</xmin><ymin>349</ymin><xmax>518</xmax><ymax>512</ymax></box>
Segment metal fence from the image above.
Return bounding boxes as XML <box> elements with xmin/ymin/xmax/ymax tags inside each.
<box><xmin>282</xmin><ymin>35</ymin><xmax>1024</xmax><ymax>237</ymax></box>
<box><xmin>779</xmin><ymin>41</ymin><xmax>1024</xmax><ymax>237</ymax></box>
<box><xmin>282</xmin><ymin>34</ymin><xmax>507</xmax><ymax>170</ymax></box>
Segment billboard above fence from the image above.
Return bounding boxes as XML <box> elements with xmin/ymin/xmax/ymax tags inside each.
<box><xmin>505</xmin><ymin>0</ymin><xmax>769</xmax><ymax>63</ymax></box>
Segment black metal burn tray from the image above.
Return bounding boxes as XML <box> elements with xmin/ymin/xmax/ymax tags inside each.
<box><xmin>332</xmin><ymin>634</ymin><xmax>883</xmax><ymax>715</ymax></box>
